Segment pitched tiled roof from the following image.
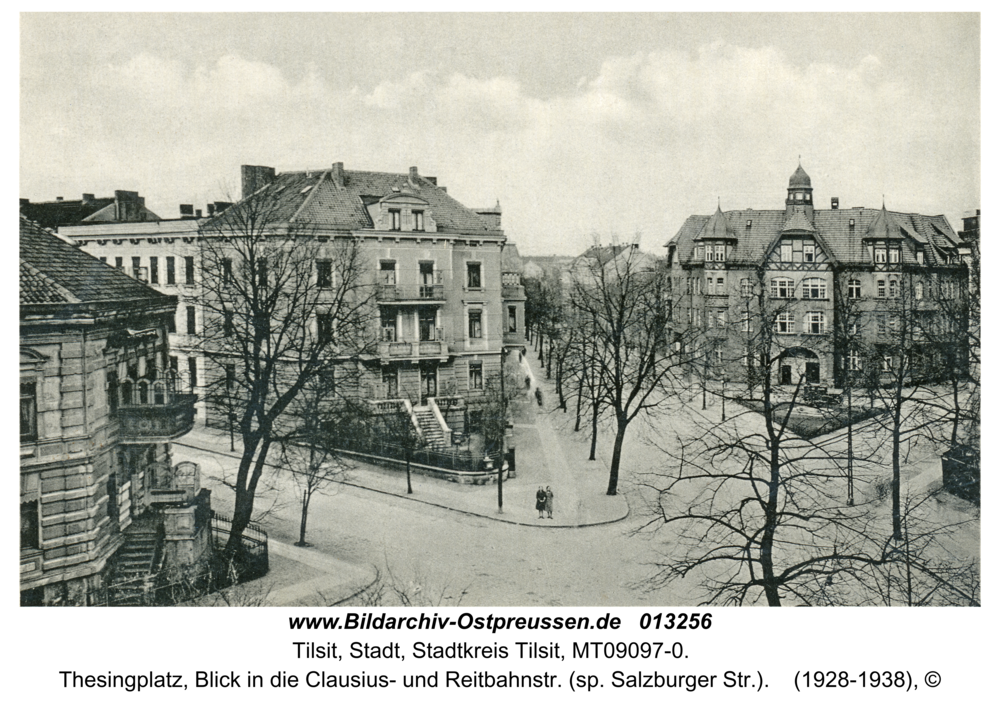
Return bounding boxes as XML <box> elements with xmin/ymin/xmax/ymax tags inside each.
<box><xmin>695</xmin><ymin>204</ymin><xmax>737</xmax><ymax>240</ymax></box>
<box><xmin>667</xmin><ymin>208</ymin><xmax>959</xmax><ymax>268</ymax></box>
<box><xmin>207</xmin><ymin>167</ymin><xmax>498</xmax><ymax>234</ymax></box>
<box><xmin>20</xmin><ymin>216</ymin><xmax>173</xmax><ymax>307</ymax></box>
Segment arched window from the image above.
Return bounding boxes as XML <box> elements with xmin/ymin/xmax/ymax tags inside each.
<box><xmin>770</xmin><ymin>278</ymin><xmax>794</xmax><ymax>299</ymax></box>
<box><xmin>801</xmin><ymin>277</ymin><xmax>827</xmax><ymax>299</ymax></box>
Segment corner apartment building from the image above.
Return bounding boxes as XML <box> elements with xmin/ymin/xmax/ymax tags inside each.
<box><xmin>60</xmin><ymin>163</ymin><xmax>525</xmax><ymax>443</ymax></box>
<box><xmin>664</xmin><ymin>165</ymin><xmax>968</xmax><ymax>388</ymax></box>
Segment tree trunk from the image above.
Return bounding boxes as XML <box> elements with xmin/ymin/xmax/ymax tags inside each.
<box><xmin>574</xmin><ymin>366</ymin><xmax>585</xmax><ymax>432</ymax></box>
<box><xmin>224</xmin><ymin>435</ymin><xmax>269</xmax><ymax>560</ymax></box>
<box><xmin>298</xmin><ymin>489</ymin><xmax>310</xmax><ymax>546</ymax></box>
<box><xmin>606</xmin><ymin>418</ymin><xmax>627</xmax><ymax>495</ymax></box>
<box><xmin>760</xmin><ymin>449</ymin><xmax>783</xmax><ymax>606</ymax></box>
<box><xmin>406</xmin><ymin>449</ymin><xmax>413</xmax><ymax>495</ymax></box>
<box><xmin>589</xmin><ymin>396</ymin><xmax>599</xmax><ymax>461</ymax></box>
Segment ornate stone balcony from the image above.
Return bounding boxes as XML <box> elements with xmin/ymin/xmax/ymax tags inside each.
<box><xmin>117</xmin><ymin>394</ymin><xmax>197</xmax><ymax>443</ymax></box>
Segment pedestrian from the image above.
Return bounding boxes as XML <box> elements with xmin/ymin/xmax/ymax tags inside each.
<box><xmin>545</xmin><ymin>485</ymin><xmax>554</xmax><ymax>519</ymax></box>
<box><xmin>535</xmin><ymin>387</ymin><xmax>543</xmax><ymax>406</ymax></box>
<box><xmin>535</xmin><ymin>486</ymin><xmax>547</xmax><ymax>519</ymax></box>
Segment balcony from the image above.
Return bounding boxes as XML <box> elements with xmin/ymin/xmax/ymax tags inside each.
<box><xmin>502</xmin><ymin>283</ymin><xmax>526</xmax><ymax>300</ymax></box>
<box><xmin>376</xmin><ymin>284</ymin><xmax>446</xmax><ymax>303</ymax></box>
<box><xmin>378</xmin><ymin>339</ymin><xmax>449</xmax><ymax>361</ymax></box>
<box><xmin>117</xmin><ymin>394</ymin><xmax>197</xmax><ymax>443</ymax></box>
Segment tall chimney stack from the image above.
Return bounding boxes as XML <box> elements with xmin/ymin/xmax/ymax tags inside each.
<box><xmin>331</xmin><ymin>162</ymin><xmax>345</xmax><ymax>188</ymax></box>
<box><xmin>241</xmin><ymin>165</ymin><xmax>276</xmax><ymax>199</ymax></box>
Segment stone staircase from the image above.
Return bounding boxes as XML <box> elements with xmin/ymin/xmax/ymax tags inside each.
<box><xmin>107</xmin><ymin>518</ymin><xmax>162</xmax><ymax>605</ymax></box>
<box><xmin>412</xmin><ymin>407</ymin><xmax>447</xmax><ymax>450</ymax></box>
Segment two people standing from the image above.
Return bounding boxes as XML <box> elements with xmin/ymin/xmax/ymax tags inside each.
<box><xmin>535</xmin><ymin>485</ymin><xmax>554</xmax><ymax>519</ymax></box>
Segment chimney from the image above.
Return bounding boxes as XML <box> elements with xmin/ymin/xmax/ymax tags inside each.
<box><xmin>331</xmin><ymin>162</ymin><xmax>345</xmax><ymax>188</ymax></box>
<box><xmin>214</xmin><ymin>201</ymin><xmax>232</xmax><ymax>213</ymax></box>
<box><xmin>180</xmin><ymin>204</ymin><xmax>194</xmax><ymax>218</ymax></box>
<box><xmin>56</xmin><ymin>196</ymin><xmax>64</xmax><ymax>202</ymax></box>
<box><xmin>409</xmin><ymin>166</ymin><xmax>419</xmax><ymax>188</ymax></box>
<box><xmin>114</xmin><ymin>190</ymin><xmax>142</xmax><ymax>221</ymax></box>
<box><xmin>831</xmin><ymin>197</ymin><xmax>839</xmax><ymax>210</ymax></box>
<box><xmin>241</xmin><ymin>165</ymin><xmax>276</xmax><ymax>198</ymax></box>
<box><xmin>195</xmin><ymin>209</ymin><xmax>202</xmax><ymax>218</ymax></box>
<box><xmin>82</xmin><ymin>193</ymin><xmax>95</xmax><ymax>204</ymax></box>
<box><xmin>207</xmin><ymin>204</ymin><xmax>215</xmax><ymax>217</ymax></box>
<box><xmin>476</xmin><ymin>201</ymin><xmax>502</xmax><ymax>230</ymax></box>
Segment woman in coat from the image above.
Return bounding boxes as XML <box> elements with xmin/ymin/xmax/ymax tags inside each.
<box><xmin>545</xmin><ymin>486</ymin><xmax>554</xmax><ymax>519</ymax></box>
<box><xmin>535</xmin><ymin>487</ymin><xmax>547</xmax><ymax>519</ymax></box>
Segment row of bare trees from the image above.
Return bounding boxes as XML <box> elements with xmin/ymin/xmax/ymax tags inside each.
<box><xmin>523</xmin><ymin>240</ymin><xmax>978</xmax><ymax>605</ymax></box>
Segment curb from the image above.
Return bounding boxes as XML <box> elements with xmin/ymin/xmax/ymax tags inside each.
<box><xmin>174</xmin><ymin>437</ymin><xmax>630</xmax><ymax>529</ymax></box>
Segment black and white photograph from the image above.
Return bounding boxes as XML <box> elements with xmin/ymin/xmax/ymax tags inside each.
<box><xmin>18</xmin><ymin>12</ymin><xmax>980</xmax><ymax>612</ymax></box>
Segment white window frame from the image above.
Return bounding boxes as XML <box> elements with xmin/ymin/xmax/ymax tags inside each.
<box><xmin>770</xmin><ymin>278</ymin><xmax>794</xmax><ymax>299</ymax></box>
<box><xmin>801</xmin><ymin>277</ymin><xmax>826</xmax><ymax>300</ymax></box>
<box><xmin>774</xmin><ymin>312</ymin><xmax>794</xmax><ymax>334</ymax></box>
<box><xmin>805</xmin><ymin>311</ymin><xmax>826</xmax><ymax>335</ymax></box>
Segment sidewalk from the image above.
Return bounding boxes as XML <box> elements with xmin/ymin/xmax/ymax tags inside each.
<box><xmin>173</xmin><ymin>351</ymin><xmax>628</xmax><ymax>530</ymax></box>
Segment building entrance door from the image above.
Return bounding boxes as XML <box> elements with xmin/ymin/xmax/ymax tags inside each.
<box><xmin>806</xmin><ymin>362</ymin><xmax>820</xmax><ymax>384</ymax></box>
<box><xmin>420</xmin><ymin>364</ymin><xmax>437</xmax><ymax>404</ymax></box>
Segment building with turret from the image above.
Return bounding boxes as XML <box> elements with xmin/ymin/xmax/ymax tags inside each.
<box><xmin>664</xmin><ymin>164</ymin><xmax>968</xmax><ymax>388</ymax></box>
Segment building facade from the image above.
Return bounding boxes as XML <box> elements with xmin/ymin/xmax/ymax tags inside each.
<box><xmin>665</xmin><ymin>165</ymin><xmax>968</xmax><ymax>389</ymax></box>
<box><xmin>20</xmin><ymin>217</ymin><xmax>203</xmax><ymax>605</ymax></box>
<box><xmin>60</xmin><ymin>162</ymin><xmax>524</xmax><ymax>448</ymax></box>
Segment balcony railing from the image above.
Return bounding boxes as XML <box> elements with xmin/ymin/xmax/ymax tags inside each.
<box><xmin>376</xmin><ymin>284</ymin><xmax>446</xmax><ymax>302</ymax></box>
<box><xmin>378</xmin><ymin>339</ymin><xmax>449</xmax><ymax>360</ymax></box>
<box><xmin>117</xmin><ymin>394</ymin><xmax>197</xmax><ymax>442</ymax></box>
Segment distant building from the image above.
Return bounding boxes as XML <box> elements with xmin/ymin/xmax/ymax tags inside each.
<box><xmin>20</xmin><ymin>217</ymin><xmax>204</xmax><ymax>606</ymax></box>
<box><xmin>20</xmin><ymin>190</ymin><xmax>161</xmax><ymax>230</ymax></box>
<box><xmin>665</xmin><ymin>164</ymin><xmax>968</xmax><ymax>387</ymax></box>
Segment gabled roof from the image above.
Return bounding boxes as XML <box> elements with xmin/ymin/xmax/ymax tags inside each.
<box><xmin>781</xmin><ymin>210</ymin><xmax>817</xmax><ymax>233</ymax></box>
<box><xmin>667</xmin><ymin>207</ymin><xmax>959</xmax><ymax>268</ymax></box>
<box><xmin>207</xmin><ymin>167</ymin><xmax>498</xmax><ymax>234</ymax></box>
<box><xmin>19</xmin><ymin>216</ymin><xmax>173</xmax><ymax>308</ymax></box>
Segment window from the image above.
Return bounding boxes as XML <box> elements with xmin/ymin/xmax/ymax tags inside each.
<box><xmin>803</xmin><ymin>241</ymin><xmax>815</xmax><ymax>263</ymax></box>
<box><xmin>714</xmin><ymin>309</ymin><xmax>727</xmax><ymax>328</ymax></box>
<box><xmin>740</xmin><ymin>278</ymin><xmax>752</xmax><ymax>297</ymax></box>
<box><xmin>741</xmin><ymin>313</ymin><xmax>750</xmax><ymax>332</ymax></box>
<box><xmin>317</xmin><ymin>260</ymin><xmax>333</xmax><ymax>289</ymax></box>
<box><xmin>132</xmin><ymin>256</ymin><xmax>141</xmax><ymax>278</ymax></box>
<box><xmin>706</xmin><ymin>277</ymin><xmax>714</xmax><ymax>295</ymax></box>
<box><xmin>770</xmin><ymin>278</ymin><xmax>794</xmax><ymax>299</ymax></box>
<box><xmin>695</xmin><ymin>246</ymin><xmax>704</xmax><ymax>261</ymax></box>
<box><xmin>686</xmin><ymin>278</ymin><xmax>693</xmax><ymax>295</ymax></box>
<box><xmin>186</xmin><ymin>306</ymin><xmax>196</xmax><ymax>334</ymax></box>
<box><xmin>390</xmin><ymin>209</ymin><xmax>401</xmax><ymax>231</ymax></box>
<box><xmin>225</xmin><ymin>364</ymin><xmax>235</xmax><ymax>390</ymax></box>
<box><xmin>150</xmin><ymin>256</ymin><xmax>159</xmax><ymax>284</ymax></box>
<box><xmin>916</xmin><ymin>249</ymin><xmax>925</xmax><ymax>265</ymax></box>
<box><xmin>169</xmin><ymin>356</ymin><xmax>178</xmax><ymax>372</ymax></box>
<box><xmin>185</xmin><ymin>256</ymin><xmax>195</xmax><ymax>285</ymax></box>
<box><xmin>889</xmin><ymin>246</ymin><xmax>900</xmax><ymax>264</ymax></box>
<box><xmin>774</xmin><ymin>312</ymin><xmax>794</xmax><ymax>334</ymax></box>
<box><xmin>876</xmin><ymin>314</ymin><xmax>887</xmax><ymax>337</ymax></box>
<box><xmin>166</xmin><ymin>256</ymin><xmax>176</xmax><ymax>284</ymax></box>
<box><xmin>707</xmin><ymin>276</ymin><xmax>725</xmax><ymax>294</ymax></box>
<box><xmin>469</xmin><ymin>362</ymin><xmax>483</xmax><ymax>390</ymax></box>
<box><xmin>419</xmin><ymin>309</ymin><xmax>437</xmax><ymax>342</ymax></box>
<box><xmin>379</xmin><ymin>261</ymin><xmax>396</xmax><ymax>286</ymax></box>
<box><xmin>21</xmin><ymin>501</ymin><xmax>39</xmax><ymax>550</ymax></box>
<box><xmin>694</xmin><ymin>278</ymin><xmax>703</xmax><ymax>296</ymax></box>
<box><xmin>468</xmin><ymin>310</ymin><xmax>483</xmax><ymax>339</ymax></box>
<box><xmin>714</xmin><ymin>348</ymin><xmax>724</xmax><ymax>365</ymax></box>
<box><xmin>805</xmin><ymin>311</ymin><xmax>826</xmax><ymax>335</ymax></box>
<box><xmin>100</xmin><ymin>256</ymin><xmax>107</xmax><ymax>264</ymax></box>
<box><xmin>882</xmin><ymin>355</ymin><xmax>894</xmax><ymax>372</ymax></box>
<box><xmin>188</xmin><ymin>357</ymin><xmax>198</xmax><ymax>389</ymax></box>
<box><xmin>220</xmin><ymin>257</ymin><xmax>232</xmax><ymax>286</ymax></box>
<box><xmin>20</xmin><ymin>382</ymin><xmax>37</xmax><ymax>442</ymax></box>
<box><xmin>781</xmin><ymin>243</ymin><xmax>793</xmax><ymax>262</ymax></box>
<box><xmin>115</xmin><ymin>256</ymin><xmax>124</xmax><ymax>269</ymax></box>
<box><xmin>888</xmin><ymin>279</ymin><xmax>899</xmax><ymax>299</ymax></box>
<box><xmin>507</xmin><ymin>306</ymin><xmax>517</xmax><ymax>333</ymax></box>
<box><xmin>848</xmin><ymin>279</ymin><xmax>862</xmax><ymax>299</ymax></box>
<box><xmin>317</xmin><ymin>313</ymin><xmax>333</xmax><ymax>343</ymax></box>
<box><xmin>875</xmin><ymin>247</ymin><xmax>887</xmax><ymax>264</ymax></box>
<box><xmin>801</xmin><ymin>277</ymin><xmax>826</xmax><ymax>299</ymax></box>
<box><xmin>877</xmin><ymin>279</ymin><xmax>886</xmax><ymax>298</ymax></box>
<box><xmin>381</xmin><ymin>310</ymin><xmax>397</xmax><ymax>341</ymax></box>
<box><xmin>848</xmin><ymin>349</ymin><xmax>861</xmax><ymax>372</ymax></box>
<box><xmin>692</xmin><ymin>308</ymin><xmax>702</xmax><ymax>327</ymax></box>
<box><xmin>257</xmin><ymin>258</ymin><xmax>268</xmax><ymax>288</ymax></box>
<box><xmin>414</xmin><ymin>210</ymin><xmax>424</xmax><ymax>232</ymax></box>
<box><xmin>223</xmin><ymin>309</ymin><xmax>234</xmax><ymax>336</ymax></box>
<box><xmin>106</xmin><ymin>370</ymin><xmax>118</xmax><ymax>412</ymax></box>
<box><xmin>383</xmin><ymin>369</ymin><xmax>398</xmax><ymax>398</ymax></box>
<box><xmin>467</xmin><ymin>262</ymin><xmax>482</xmax><ymax>289</ymax></box>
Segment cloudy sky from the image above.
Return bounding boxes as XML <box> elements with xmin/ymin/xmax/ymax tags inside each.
<box><xmin>20</xmin><ymin>13</ymin><xmax>979</xmax><ymax>255</ymax></box>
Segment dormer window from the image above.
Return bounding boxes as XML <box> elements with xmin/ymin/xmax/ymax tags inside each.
<box><xmin>781</xmin><ymin>242</ymin><xmax>793</xmax><ymax>262</ymax></box>
<box><xmin>889</xmin><ymin>246</ymin><xmax>900</xmax><ymax>264</ymax></box>
<box><xmin>916</xmin><ymin>249</ymin><xmax>925</xmax><ymax>265</ymax></box>
<box><xmin>713</xmin><ymin>245</ymin><xmax>726</xmax><ymax>262</ymax></box>
<box><xmin>874</xmin><ymin>246</ymin><xmax>887</xmax><ymax>264</ymax></box>
<box><xmin>803</xmin><ymin>241</ymin><xmax>815</xmax><ymax>263</ymax></box>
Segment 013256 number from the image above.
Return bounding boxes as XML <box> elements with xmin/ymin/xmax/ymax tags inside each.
<box><xmin>639</xmin><ymin>613</ymin><xmax>712</xmax><ymax>630</ymax></box>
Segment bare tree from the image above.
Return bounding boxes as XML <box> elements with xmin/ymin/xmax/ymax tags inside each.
<box><xmin>570</xmin><ymin>244</ymin><xmax>676</xmax><ymax>495</ymax></box>
<box><xmin>198</xmin><ymin>190</ymin><xmax>373</xmax><ymax>559</ymax></box>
